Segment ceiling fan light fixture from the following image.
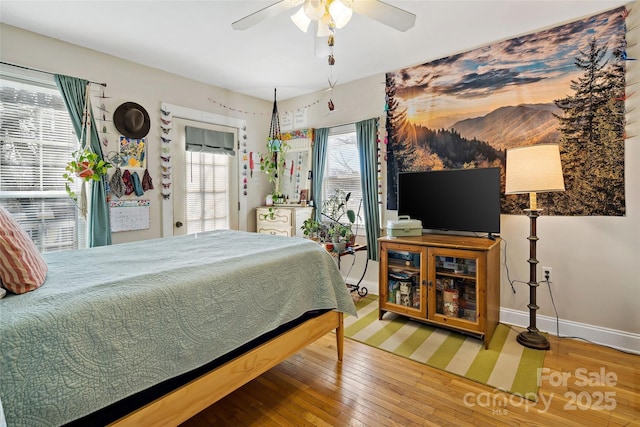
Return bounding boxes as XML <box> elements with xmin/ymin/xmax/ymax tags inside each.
<box><xmin>291</xmin><ymin>7</ymin><xmax>311</xmax><ymax>32</ymax></box>
<box><xmin>329</xmin><ymin>0</ymin><xmax>352</xmax><ymax>29</ymax></box>
<box><xmin>303</xmin><ymin>0</ymin><xmax>325</xmax><ymax>21</ymax></box>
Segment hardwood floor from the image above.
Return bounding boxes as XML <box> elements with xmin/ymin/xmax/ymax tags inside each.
<box><xmin>181</xmin><ymin>332</ymin><xmax>639</xmax><ymax>426</ymax></box>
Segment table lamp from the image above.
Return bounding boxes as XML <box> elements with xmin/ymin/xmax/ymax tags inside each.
<box><xmin>505</xmin><ymin>143</ymin><xmax>565</xmax><ymax>350</ymax></box>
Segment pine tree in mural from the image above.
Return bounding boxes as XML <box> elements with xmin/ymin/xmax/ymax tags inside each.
<box><xmin>385</xmin><ymin>74</ymin><xmax>416</xmax><ymax>166</ymax></box>
<box><xmin>385</xmin><ymin>73</ymin><xmax>407</xmax><ymax>209</ymax></box>
<box><xmin>594</xmin><ymin>39</ymin><xmax>626</xmax><ymax>214</ymax></box>
<box><xmin>553</xmin><ymin>37</ymin><xmax>625</xmax><ymax>215</ymax></box>
<box><xmin>385</xmin><ymin>73</ymin><xmax>449</xmax><ymax>209</ymax></box>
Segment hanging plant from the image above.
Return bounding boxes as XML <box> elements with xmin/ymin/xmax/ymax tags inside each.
<box><xmin>61</xmin><ymin>82</ymin><xmax>112</xmax><ymax>201</ymax></box>
<box><xmin>63</xmin><ymin>149</ymin><xmax>111</xmax><ymax>200</ymax></box>
<box><xmin>259</xmin><ymin>87</ymin><xmax>288</xmax><ymax>201</ymax></box>
<box><xmin>259</xmin><ymin>139</ymin><xmax>289</xmax><ymax>184</ymax></box>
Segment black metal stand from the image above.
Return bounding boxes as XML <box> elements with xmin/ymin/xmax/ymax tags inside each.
<box><xmin>337</xmin><ymin>244</ymin><xmax>368</xmax><ymax>297</ymax></box>
<box><xmin>517</xmin><ymin>209</ymin><xmax>550</xmax><ymax>350</ymax></box>
<box><xmin>347</xmin><ymin>256</ymin><xmax>369</xmax><ymax>297</ymax></box>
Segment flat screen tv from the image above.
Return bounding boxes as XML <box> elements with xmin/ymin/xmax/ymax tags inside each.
<box><xmin>397</xmin><ymin>168</ymin><xmax>501</xmax><ymax>235</ymax></box>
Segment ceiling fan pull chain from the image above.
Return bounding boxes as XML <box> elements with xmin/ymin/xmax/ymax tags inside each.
<box><xmin>327</xmin><ymin>32</ymin><xmax>336</xmax><ymax>111</ymax></box>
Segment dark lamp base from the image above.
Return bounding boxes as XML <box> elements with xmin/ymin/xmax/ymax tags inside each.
<box><xmin>517</xmin><ymin>330</ymin><xmax>550</xmax><ymax>350</ymax></box>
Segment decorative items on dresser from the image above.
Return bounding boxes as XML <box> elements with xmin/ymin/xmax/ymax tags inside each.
<box><xmin>378</xmin><ymin>234</ymin><xmax>500</xmax><ymax>349</ymax></box>
<box><xmin>256</xmin><ymin>206</ymin><xmax>314</xmax><ymax>237</ymax></box>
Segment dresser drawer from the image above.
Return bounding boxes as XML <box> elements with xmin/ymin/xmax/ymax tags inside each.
<box><xmin>256</xmin><ymin>224</ymin><xmax>291</xmax><ymax>236</ymax></box>
<box><xmin>257</xmin><ymin>208</ymin><xmax>292</xmax><ymax>225</ymax></box>
<box><xmin>256</xmin><ymin>206</ymin><xmax>313</xmax><ymax>237</ymax></box>
<box><xmin>257</xmin><ymin>208</ymin><xmax>292</xmax><ymax>236</ymax></box>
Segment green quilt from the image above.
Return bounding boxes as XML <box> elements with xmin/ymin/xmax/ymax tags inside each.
<box><xmin>0</xmin><ymin>230</ymin><xmax>356</xmax><ymax>426</ymax></box>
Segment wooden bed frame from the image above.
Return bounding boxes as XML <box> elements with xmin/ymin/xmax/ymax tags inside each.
<box><xmin>109</xmin><ymin>310</ymin><xmax>344</xmax><ymax>426</ymax></box>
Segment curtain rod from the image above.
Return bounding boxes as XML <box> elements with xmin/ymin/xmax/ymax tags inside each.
<box><xmin>326</xmin><ymin>116</ymin><xmax>383</xmax><ymax>130</ymax></box>
<box><xmin>0</xmin><ymin>61</ymin><xmax>107</xmax><ymax>87</ymax></box>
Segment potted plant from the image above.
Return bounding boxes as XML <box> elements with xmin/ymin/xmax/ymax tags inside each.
<box><xmin>322</xmin><ymin>189</ymin><xmax>356</xmax><ymax>225</ymax></box>
<box><xmin>63</xmin><ymin>148</ymin><xmax>111</xmax><ymax>201</ymax></box>
<box><xmin>300</xmin><ymin>218</ymin><xmax>321</xmax><ymax>241</ymax></box>
<box><xmin>321</xmin><ymin>188</ymin><xmax>359</xmax><ymax>248</ymax></box>
<box><xmin>342</xmin><ymin>224</ymin><xmax>355</xmax><ymax>246</ymax></box>
<box><xmin>326</xmin><ymin>223</ymin><xmax>353</xmax><ymax>251</ymax></box>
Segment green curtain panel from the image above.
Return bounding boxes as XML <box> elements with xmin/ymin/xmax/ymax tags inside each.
<box><xmin>311</xmin><ymin>127</ymin><xmax>329</xmax><ymax>222</ymax></box>
<box><xmin>356</xmin><ymin>118</ymin><xmax>381</xmax><ymax>261</ymax></box>
<box><xmin>55</xmin><ymin>75</ymin><xmax>112</xmax><ymax>247</ymax></box>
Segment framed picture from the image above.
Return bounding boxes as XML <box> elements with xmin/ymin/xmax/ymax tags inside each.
<box><xmin>118</xmin><ymin>136</ymin><xmax>146</xmax><ymax>168</ymax></box>
<box><xmin>300</xmin><ymin>189</ymin><xmax>308</xmax><ymax>201</ymax></box>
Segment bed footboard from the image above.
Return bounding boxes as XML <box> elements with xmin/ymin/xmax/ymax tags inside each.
<box><xmin>110</xmin><ymin>310</ymin><xmax>344</xmax><ymax>427</ymax></box>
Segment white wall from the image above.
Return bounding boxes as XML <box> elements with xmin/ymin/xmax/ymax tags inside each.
<box><xmin>0</xmin><ymin>23</ymin><xmax>273</xmax><ymax>243</ymax></box>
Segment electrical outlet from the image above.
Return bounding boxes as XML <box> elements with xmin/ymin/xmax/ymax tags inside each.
<box><xmin>543</xmin><ymin>266</ymin><xmax>552</xmax><ymax>283</ymax></box>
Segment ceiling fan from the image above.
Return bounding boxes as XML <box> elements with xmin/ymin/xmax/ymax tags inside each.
<box><xmin>231</xmin><ymin>0</ymin><xmax>416</xmax><ymax>35</ymax></box>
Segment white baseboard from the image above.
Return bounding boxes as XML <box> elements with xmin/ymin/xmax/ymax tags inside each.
<box><xmin>500</xmin><ymin>308</ymin><xmax>640</xmax><ymax>355</ymax></box>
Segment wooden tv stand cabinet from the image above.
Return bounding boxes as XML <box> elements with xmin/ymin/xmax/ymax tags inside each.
<box><xmin>378</xmin><ymin>234</ymin><xmax>501</xmax><ymax>348</ymax></box>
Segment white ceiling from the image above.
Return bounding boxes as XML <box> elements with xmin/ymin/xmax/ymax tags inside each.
<box><xmin>0</xmin><ymin>0</ymin><xmax>629</xmax><ymax>101</ymax></box>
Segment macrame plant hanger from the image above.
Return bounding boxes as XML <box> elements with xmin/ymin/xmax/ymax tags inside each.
<box><xmin>267</xmin><ymin>88</ymin><xmax>282</xmax><ymax>195</ymax></box>
<box><xmin>77</xmin><ymin>83</ymin><xmax>94</xmax><ymax>218</ymax></box>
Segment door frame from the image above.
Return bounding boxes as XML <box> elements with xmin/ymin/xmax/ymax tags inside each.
<box><xmin>172</xmin><ymin>118</ymin><xmax>238</xmax><ymax>235</ymax></box>
<box><xmin>160</xmin><ymin>102</ymin><xmax>247</xmax><ymax>237</ymax></box>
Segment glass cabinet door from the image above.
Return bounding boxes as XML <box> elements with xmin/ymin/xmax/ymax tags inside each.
<box><xmin>428</xmin><ymin>248</ymin><xmax>483</xmax><ymax>331</ymax></box>
<box><xmin>380</xmin><ymin>243</ymin><xmax>427</xmax><ymax>319</ymax></box>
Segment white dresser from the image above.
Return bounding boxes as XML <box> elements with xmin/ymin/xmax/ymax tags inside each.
<box><xmin>256</xmin><ymin>206</ymin><xmax>314</xmax><ymax>237</ymax></box>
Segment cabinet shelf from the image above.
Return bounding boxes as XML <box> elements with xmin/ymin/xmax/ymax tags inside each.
<box><xmin>435</xmin><ymin>270</ymin><xmax>476</xmax><ymax>281</ymax></box>
<box><xmin>388</xmin><ymin>261</ymin><xmax>419</xmax><ymax>272</ymax></box>
<box><xmin>379</xmin><ymin>234</ymin><xmax>500</xmax><ymax>349</ymax></box>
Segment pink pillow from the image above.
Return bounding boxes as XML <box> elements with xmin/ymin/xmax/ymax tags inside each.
<box><xmin>0</xmin><ymin>206</ymin><xmax>48</xmax><ymax>294</ymax></box>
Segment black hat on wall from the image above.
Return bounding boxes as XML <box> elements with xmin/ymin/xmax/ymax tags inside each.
<box><xmin>113</xmin><ymin>102</ymin><xmax>150</xmax><ymax>139</ymax></box>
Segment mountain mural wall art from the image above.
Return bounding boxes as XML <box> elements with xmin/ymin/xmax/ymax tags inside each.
<box><xmin>385</xmin><ymin>6</ymin><xmax>627</xmax><ymax>216</ymax></box>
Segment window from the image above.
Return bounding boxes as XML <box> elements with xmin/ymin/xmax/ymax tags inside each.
<box><xmin>184</xmin><ymin>151</ymin><xmax>231</xmax><ymax>234</ymax></box>
<box><xmin>0</xmin><ymin>72</ymin><xmax>84</xmax><ymax>252</ymax></box>
<box><xmin>183</xmin><ymin>122</ymin><xmax>237</xmax><ymax>234</ymax></box>
<box><xmin>323</xmin><ymin>125</ymin><xmax>365</xmax><ymax>233</ymax></box>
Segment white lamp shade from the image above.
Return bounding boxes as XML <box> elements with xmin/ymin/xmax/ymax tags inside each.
<box><xmin>505</xmin><ymin>144</ymin><xmax>565</xmax><ymax>194</ymax></box>
<box><xmin>291</xmin><ymin>7</ymin><xmax>311</xmax><ymax>32</ymax></box>
<box><xmin>329</xmin><ymin>0</ymin><xmax>353</xmax><ymax>29</ymax></box>
<box><xmin>303</xmin><ymin>0</ymin><xmax>325</xmax><ymax>21</ymax></box>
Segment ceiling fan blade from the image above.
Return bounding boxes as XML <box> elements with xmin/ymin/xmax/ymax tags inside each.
<box><xmin>351</xmin><ymin>0</ymin><xmax>416</xmax><ymax>32</ymax></box>
<box><xmin>231</xmin><ymin>1</ymin><xmax>301</xmax><ymax>31</ymax></box>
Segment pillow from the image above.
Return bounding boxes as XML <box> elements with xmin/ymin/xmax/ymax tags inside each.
<box><xmin>0</xmin><ymin>206</ymin><xmax>48</xmax><ymax>294</ymax></box>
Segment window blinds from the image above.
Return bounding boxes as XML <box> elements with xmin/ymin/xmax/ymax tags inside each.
<box><xmin>0</xmin><ymin>74</ymin><xmax>82</xmax><ymax>252</ymax></box>
<box><xmin>185</xmin><ymin>126</ymin><xmax>235</xmax><ymax>156</ymax></box>
<box><xmin>323</xmin><ymin>127</ymin><xmax>365</xmax><ymax>232</ymax></box>
<box><xmin>184</xmin><ymin>152</ymin><xmax>230</xmax><ymax>234</ymax></box>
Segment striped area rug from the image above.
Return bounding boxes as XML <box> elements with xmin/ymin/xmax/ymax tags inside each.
<box><xmin>344</xmin><ymin>295</ymin><xmax>546</xmax><ymax>399</ymax></box>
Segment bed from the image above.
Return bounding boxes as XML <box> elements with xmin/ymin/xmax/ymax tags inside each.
<box><xmin>0</xmin><ymin>229</ymin><xmax>356</xmax><ymax>427</ymax></box>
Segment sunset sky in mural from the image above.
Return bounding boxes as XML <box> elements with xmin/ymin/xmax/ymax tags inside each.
<box><xmin>390</xmin><ymin>7</ymin><xmax>626</xmax><ymax>130</ymax></box>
